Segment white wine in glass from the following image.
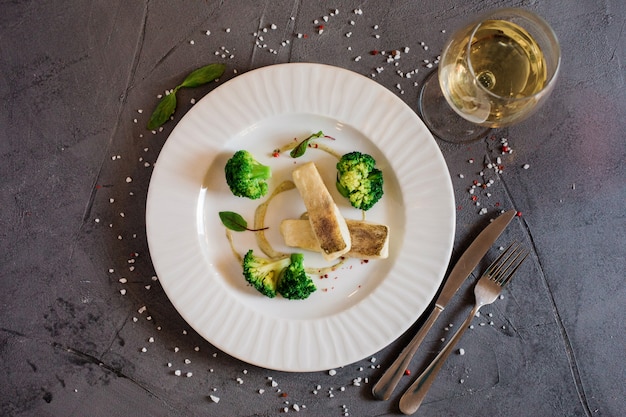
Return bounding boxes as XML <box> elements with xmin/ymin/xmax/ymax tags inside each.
<box><xmin>419</xmin><ymin>8</ymin><xmax>561</xmax><ymax>143</ymax></box>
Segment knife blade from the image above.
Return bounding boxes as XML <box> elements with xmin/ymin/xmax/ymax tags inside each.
<box><xmin>372</xmin><ymin>209</ymin><xmax>516</xmax><ymax>400</ymax></box>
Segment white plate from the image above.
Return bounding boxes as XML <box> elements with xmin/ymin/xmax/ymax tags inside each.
<box><xmin>146</xmin><ymin>63</ymin><xmax>455</xmax><ymax>372</ymax></box>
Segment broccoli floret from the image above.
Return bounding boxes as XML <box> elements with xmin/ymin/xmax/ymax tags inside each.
<box><xmin>336</xmin><ymin>151</ymin><xmax>384</xmax><ymax>211</ymax></box>
<box><xmin>242</xmin><ymin>251</ymin><xmax>316</xmax><ymax>300</ymax></box>
<box><xmin>242</xmin><ymin>250</ymin><xmax>291</xmax><ymax>298</ymax></box>
<box><xmin>225</xmin><ymin>150</ymin><xmax>272</xmax><ymax>199</ymax></box>
<box><xmin>277</xmin><ymin>253</ymin><xmax>317</xmax><ymax>300</ymax></box>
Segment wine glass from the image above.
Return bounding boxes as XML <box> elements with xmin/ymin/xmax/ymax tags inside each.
<box><xmin>418</xmin><ymin>8</ymin><xmax>561</xmax><ymax>143</ymax></box>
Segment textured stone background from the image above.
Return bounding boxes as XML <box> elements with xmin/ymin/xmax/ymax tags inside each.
<box><xmin>1</xmin><ymin>1</ymin><xmax>624</xmax><ymax>416</ymax></box>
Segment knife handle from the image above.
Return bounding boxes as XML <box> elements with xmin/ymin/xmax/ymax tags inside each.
<box><xmin>372</xmin><ymin>306</ymin><xmax>443</xmax><ymax>400</ymax></box>
<box><xmin>398</xmin><ymin>304</ymin><xmax>477</xmax><ymax>414</ymax></box>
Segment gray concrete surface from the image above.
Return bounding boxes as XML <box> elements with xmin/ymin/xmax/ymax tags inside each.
<box><xmin>1</xmin><ymin>1</ymin><xmax>624</xmax><ymax>416</ymax></box>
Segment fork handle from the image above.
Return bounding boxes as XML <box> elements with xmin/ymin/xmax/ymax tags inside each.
<box><xmin>398</xmin><ymin>304</ymin><xmax>480</xmax><ymax>415</ymax></box>
<box><xmin>372</xmin><ymin>306</ymin><xmax>443</xmax><ymax>400</ymax></box>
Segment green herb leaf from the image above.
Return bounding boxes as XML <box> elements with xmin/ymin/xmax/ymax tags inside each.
<box><xmin>219</xmin><ymin>211</ymin><xmax>249</xmax><ymax>232</ymax></box>
<box><xmin>146</xmin><ymin>63</ymin><xmax>226</xmax><ymax>130</ymax></box>
<box><xmin>147</xmin><ymin>92</ymin><xmax>177</xmax><ymax>130</ymax></box>
<box><xmin>179</xmin><ymin>63</ymin><xmax>226</xmax><ymax>88</ymax></box>
<box><xmin>290</xmin><ymin>131</ymin><xmax>325</xmax><ymax>158</ymax></box>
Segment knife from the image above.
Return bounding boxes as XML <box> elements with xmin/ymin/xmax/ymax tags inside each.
<box><xmin>371</xmin><ymin>209</ymin><xmax>516</xmax><ymax>400</ymax></box>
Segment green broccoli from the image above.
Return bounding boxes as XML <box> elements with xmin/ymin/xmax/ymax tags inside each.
<box><xmin>224</xmin><ymin>150</ymin><xmax>271</xmax><ymax>199</ymax></box>
<box><xmin>277</xmin><ymin>253</ymin><xmax>317</xmax><ymax>300</ymax></box>
<box><xmin>336</xmin><ymin>151</ymin><xmax>384</xmax><ymax>211</ymax></box>
<box><xmin>242</xmin><ymin>251</ymin><xmax>316</xmax><ymax>300</ymax></box>
<box><xmin>242</xmin><ymin>250</ymin><xmax>291</xmax><ymax>298</ymax></box>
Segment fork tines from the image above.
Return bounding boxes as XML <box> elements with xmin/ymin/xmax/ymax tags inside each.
<box><xmin>487</xmin><ymin>242</ymin><xmax>529</xmax><ymax>287</ymax></box>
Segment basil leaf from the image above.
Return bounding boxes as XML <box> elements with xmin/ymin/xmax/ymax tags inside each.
<box><xmin>147</xmin><ymin>92</ymin><xmax>177</xmax><ymax>130</ymax></box>
<box><xmin>179</xmin><ymin>63</ymin><xmax>226</xmax><ymax>88</ymax></box>
<box><xmin>290</xmin><ymin>131</ymin><xmax>325</xmax><ymax>158</ymax></box>
<box><xmin>219</xmin><ymin>211</ymin><xmax>249</xmax><ymax>232</ymax></box>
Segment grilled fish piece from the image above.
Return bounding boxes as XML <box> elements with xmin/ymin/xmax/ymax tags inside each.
<box><xmin>291</xmin><ymin>162</ymin><xmax>351</xmax><ymax>261</ymax></box>
<box><xmin>281</xmin><ymin>219</ymin><xmax>389</xmax><ymax>259</ymax></box>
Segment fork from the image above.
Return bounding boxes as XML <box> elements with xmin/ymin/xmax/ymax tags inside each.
<box><xmin>398</xmin><ymin>242</ymin><xmax>528</xmax><ymax>415</ymax></box>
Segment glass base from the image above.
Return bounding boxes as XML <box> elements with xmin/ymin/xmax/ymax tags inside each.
<box><xmin>418</xmin><ymin>70</ymin><xmax>491</xmax><ymax>144</ymax></box>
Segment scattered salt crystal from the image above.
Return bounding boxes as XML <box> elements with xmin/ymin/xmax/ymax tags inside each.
<box><xmin>119</xmin><ymin>289</ymin><xmax>126</xmax><ymax>295</ymax></box>
<box><xmin>328</xmin><ymin>369</ymin><xmax>337</xmax><ymax>376</ymax></box>
<box><xmin>186</xmin><ymin>372</ymin><xmax>193</xmax><ymax>377</ymax></box>
<box><xmin>210</xmin><ymin>395</ymin><xmax>220</xmax><ymax>403</ymax></box>
<box><xmin>523</xmin><ymin>164</ymin><xmax>530</xmax><ymax>169</ymax></box>
<box><xmin>458</xmin><ymin>348</ymin><xmax>465</xmax><ymax>355</ymax></box>
<box><xmin>125</xmin><ymin>177</ymin><xmax>132</xmax><ymax>183</ymax></box>
<box><xmin>174</xmin><ymin>369</ymin><xmax>181</xmax><ymax>376</ymax></box>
